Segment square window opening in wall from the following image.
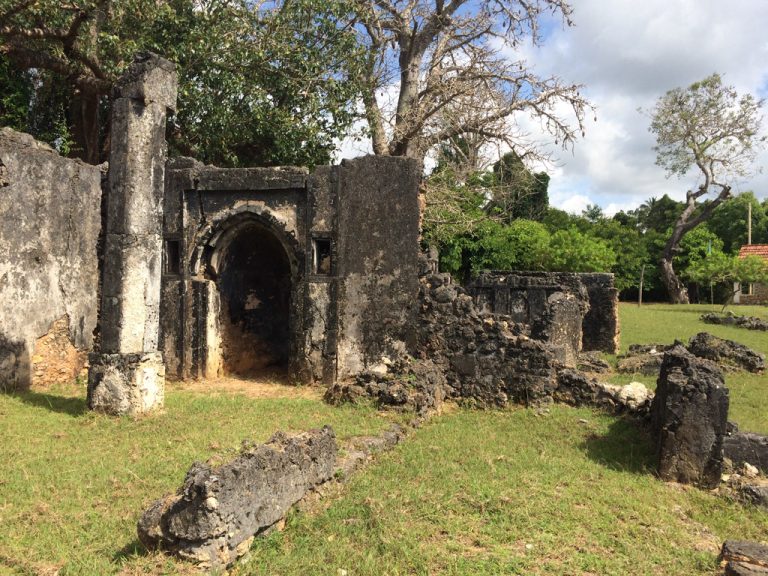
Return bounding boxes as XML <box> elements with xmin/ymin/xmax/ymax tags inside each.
<box><xmin>313</xmin><ymin>238</ymin><xmax>332</xmax><ymax>275</ymax></box>
<box><xmin>164</xmin><ymin>239</ymin><xmax>181</xmax><ymax>276</ymax></box>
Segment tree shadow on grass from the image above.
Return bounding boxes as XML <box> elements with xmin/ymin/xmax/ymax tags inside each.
<box><xmin>582</xmin><ymin>416</ymin><xmax>657</xmax><ymax>475</ymax></box>
<box><xmin>10</xmin><ymin>390</ymin><xmax>87</xmax><ymax>416</ymax></box>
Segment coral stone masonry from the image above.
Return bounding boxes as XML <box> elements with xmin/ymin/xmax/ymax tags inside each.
<box><xmin>87</xmin><ymin>53</ymin><xmax>178</xmax><ymax>415</ymax></box>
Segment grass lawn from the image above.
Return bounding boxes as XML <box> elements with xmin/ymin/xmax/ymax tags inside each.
<box><xmin>0</xmin><ymin>303</ymin><xmax>765</xmax><ymax>575</ymax></box>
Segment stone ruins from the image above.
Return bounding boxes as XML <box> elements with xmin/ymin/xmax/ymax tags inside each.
<box><xmin>0</xmin><ymin>53</ymin><xmax>620</xmax><ymax>414</ymax></box>
<box><xmin>2</xmin><ymin>53</ymin><xmax>766</xmax><ymax>573</ymax></box>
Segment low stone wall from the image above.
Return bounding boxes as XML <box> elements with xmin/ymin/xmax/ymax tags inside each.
<box><xmin>417</xmin><ymin>272</ymin><xmax>559</xmax><ymax>406</ymax></box>
<box><xmin>0</xmin><ymin>129</ymin><xmax>103</xmax><ymax>390</ymax></box>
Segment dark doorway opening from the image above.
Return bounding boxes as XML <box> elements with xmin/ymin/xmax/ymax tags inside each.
<box><xmin>216</xmin><ymin>223</ymin><xmax>291</xmax><ymax>377</ymax></box>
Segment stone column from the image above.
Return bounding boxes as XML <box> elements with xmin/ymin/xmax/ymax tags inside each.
<box><xmin>88</xmin><ymin>53</ymin><xmax>178</xmax><ymax>415</ymax></box>
<box><xmin>650</xmin><ymin>346</ymin><xmax>730</xmax><ymax>488</ymax></box>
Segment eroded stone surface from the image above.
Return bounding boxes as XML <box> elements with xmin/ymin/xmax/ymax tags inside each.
<box><xmin>724</xmin><ymin>433</ymin><xmax>768</xmax><ymax>475</ymax></box>
<box><xmin>650</xmin><ymin>346</ymin><xmax>729</xmax><ymax>488</ymax></box>
<box><xmin>87</xmin><ymin>352</ymin><xmax>165</xmax><ymax>415</ymax></box>
<box><xmin>417</xmin><ymin>272</ymin><xmax>559</xmax><ymax>407</ymax></box>
<box><xmin>720</xmin><ymin>541</ymin><xmax>768</xmax><ymax>574</ymax></box>
<box><xmin>137</xmin><ymin>427</ymin><xmax>337</xmax><ymax>569</ymax></box>
<box><xmin>687</xmin><ymin>332</ymin><xmax>765</xmax><ymax>373</ymax></box>
<box><xmin>0</xmin><ymin>128</ymin><xmax>102</xmax><ymax>390</ymax></box>
<box><xmin>554</xmin><ymin>370</ymin><xmax>652</xmax><ymax>415</ymax></box>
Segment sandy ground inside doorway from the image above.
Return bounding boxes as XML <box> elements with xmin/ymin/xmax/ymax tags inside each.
<box><xmin>168</xmin><ymin>372</ymin><xmax>324</xmax><ymax>400</ymax></box>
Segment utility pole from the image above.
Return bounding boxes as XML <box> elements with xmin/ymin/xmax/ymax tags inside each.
<box><xmin>748</xmin><ymin>202</ymin><xmax>752</xmax><ymax>245</ymax></box>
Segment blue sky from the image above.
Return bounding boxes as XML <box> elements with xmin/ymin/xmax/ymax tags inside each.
<box><xmin>337</xmin><ymin>0</ymin><xmax>768</xmax><ymax>215</ymax></box>
<box><xmin>520</xmin><ymin>0</ymin><xmax>768</xmax><ymax>215</ymax></box>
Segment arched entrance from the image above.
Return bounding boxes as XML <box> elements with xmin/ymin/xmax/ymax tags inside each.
<box><xmin>200</xmin><ymin>216</ymin><xmax>296</xmax><ymax>378</ymax></box>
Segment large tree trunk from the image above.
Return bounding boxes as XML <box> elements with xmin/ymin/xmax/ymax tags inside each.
<box><xmin>659</xmin><ymin>256</ymin><xmax>689</xmax><ymax>304</ymax></box>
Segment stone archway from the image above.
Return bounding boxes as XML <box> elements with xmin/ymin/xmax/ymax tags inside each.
<box><xmin>193</xmin><ymin>212</ymin><xmax>300</xmax><ymax>380</ymax></box>
<box><xmin>216</xmin><ymin>222</ymin><xmax>291</xmax><ymax>376</ymax></box>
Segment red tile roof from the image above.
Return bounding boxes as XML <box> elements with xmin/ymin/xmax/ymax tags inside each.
<box><xmin>738</xmin><ymin>244</ymin><xmax>768</xmax><ymax>260</ymax></box>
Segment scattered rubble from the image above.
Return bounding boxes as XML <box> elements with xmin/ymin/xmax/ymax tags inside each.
<box><xmin>687</xmin><ymin>332</ymin><xmax>765</xmax><ymax>373</ymax></box>
<box><xmin>702</xmin><ymin>313</ymin><xmax>768</xmax><ymax>332</ymax></box>
<box><xmin>554</xmin><ymin>370</ymin><xmax>652</xmax><ymax>415</ymax></box>
<box><xmin>324</xmin><ymin>358</ymin><xmax>445</xmax><ymax>415</ymax></box>
<box><xmin>577</xmin><ymin>351</ymin><xmax>612</xmax><ymax>373</ymax></box>
<box><xmin>617</xmin><ymin>333</ymin><xmax>764</xmax><ymax>376</ymax></box>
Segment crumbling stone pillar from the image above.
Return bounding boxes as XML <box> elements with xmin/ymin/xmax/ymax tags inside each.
<box><xmin>88</xmin><ymin>54</ymin><xmax>177</xmax><ymax>415</ymax></box>
<box><xmin>650</xmin><ymin>346</ymin><xmax>729</xmax><ymax>488</ymax></box>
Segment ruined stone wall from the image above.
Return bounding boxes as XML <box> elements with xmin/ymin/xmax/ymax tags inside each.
<box><xmin>417</xmin><ymin>271</ymin><xmax>559</xmax><ymax>406</ymax></box>
<box><xmin>0</xmin><ymin>128</ymin><xmax>102</xmax><ymax>390</ymax></box>
<box><xmin>468</xmin><ymin>272</ymin><xmax>589</xmax><ymax>367</ymax></box>
<box><xmin>578</xmin><ymin>273</ymin><xmax>620</xmax><ymax>354</ymax></box>
<box><xmin>336</xmin><ymin>156</ymin><xmax>422</xmax><ymax>378</ymax></box>
<box><xmin>160</xmin><ymin>159</ymin><xmax>311</xmax><ymax>380</ymax></box>
<box><xmin>468</xmin><ymin>271</ymin><xmax>620</xmax><ymax>360</ymax></box>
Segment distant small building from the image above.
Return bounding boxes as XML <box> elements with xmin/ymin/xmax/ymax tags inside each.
<box><xmin>733</xmin><ymin>244</ymin><xmax>768</xmax><ymax>305</ymax></box>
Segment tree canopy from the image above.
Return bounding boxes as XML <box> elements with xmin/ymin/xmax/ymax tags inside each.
<box><xmin>353</xmin><ymin>0</ymin><xmax>591</xmax><ymax>162</ymax></box>
<box><xmin>0</xmin><ymin>0</ymin><xmax>367</xmax><ymax>166</ymax></box>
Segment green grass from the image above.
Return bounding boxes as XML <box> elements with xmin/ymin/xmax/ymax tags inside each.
<box><xmin>239</xmin><ymin>406</ymin><xmax>767</xmax><ymax>576</ymax></box>
<box><xmin>1</xmin><ymin>303</ymin><xmax>766</xmax><ymax>575</ymax></box>
<box><xmin>611</xmin><ymin>303</ymin><xmax>768</xmax><ymax>433</ymax></box>
<box><xmin>0</xmin><ymin>385</ymin><xmax>398</xmax><ymax>575</ymax></box>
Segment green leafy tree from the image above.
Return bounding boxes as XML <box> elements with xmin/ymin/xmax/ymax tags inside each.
<box><xmin>581</xmin><ymin>203</ymin><xmax>604</xmax><ymax>223</ymax></box>
<box><xmin>486</xmin><ymin>151</ymin><xmax>550</xmax><ymax>222</ymax></box>
<box><xmin>0</xmin><ymin>0</ymin><xmax>366</xmax><ymax>166</ymax></box>
<box><xmin>546</xmin><ymin>228</ymin><xmax>616</xmax><ymax>273</ymax></box>
<box><xmin>647</xmin><ymin>73</ymin><xmax>766</xmax><ymax>303</ymax></box>
<box><xmin>591</xmin><ymin>218</ymin><xmax>651</xmax><ymax>292</ymax></box>
<box><xmin>707</xmin><ymin>192</ymin><xmax>768</xmax><ymax>253</ymax></box>
<box><xmin>472</xmin><ymin>219</ymin><xmax>551</xmax><ymax>273</ymax></box>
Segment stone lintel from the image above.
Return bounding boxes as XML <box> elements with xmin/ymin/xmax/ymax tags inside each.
<box><xmin>87</xmin><ymin>352</ymin><xmax>165</xmax><ymax>415</ymax></box>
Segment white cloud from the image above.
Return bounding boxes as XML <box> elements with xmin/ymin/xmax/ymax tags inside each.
<box><xmin>527</xmin><ymin>0</ymin><xmax>768</xmax><ymax>213</ymax></box>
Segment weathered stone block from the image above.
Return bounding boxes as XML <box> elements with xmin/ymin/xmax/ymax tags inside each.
<box><xmin>137</xmin><ymin>426</ymin><xmax>337</xmax><ymax>569</ymax></box>
<box><xmin>114</xmin><ymin>52</ymin><xmax>178</xmax><ymax>111</ymax></box>
<box><xmin>650</xmin><ymin>346</ymin><xmax>729</xmax><ymax>488</ymax></box>
<box><xmin>100</xmin><ymin>233</ymin><xmax>163</xmax><ymax>354</ymax></box>
<box><xmin>720</xmin><ymin>541</ymin><xmax>768</xmax><ymax>575</ymax></box>
<box><xmin>87</xmin><ymin>352</ymin><xmax>165</xmax><ymax>415</ymax></box>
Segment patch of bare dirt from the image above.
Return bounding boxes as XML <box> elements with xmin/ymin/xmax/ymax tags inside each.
<box><xmin>168</xmin><ymin>373</ymin><xmax>324</xmax><ymax>400</ymax></box>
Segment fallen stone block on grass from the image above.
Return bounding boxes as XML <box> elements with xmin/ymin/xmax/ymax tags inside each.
<box><xmin>720</xmin><ymin>540</ymin><xmax>768</xmax><ymax>575</ymax></box>
<box><xmin>137</xmin><ymin>426</ymin><xmax>337</xmax><ymax>569</ymax></box>
<box><xmin>701</xmin><ymin>313</ymin><xmax>768</xmax><ymax>332</ymax></box>
<box><xmin>650</xmin><ymin>346</ymin><xmax>729</xmax><ymax>488</ymax></box>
